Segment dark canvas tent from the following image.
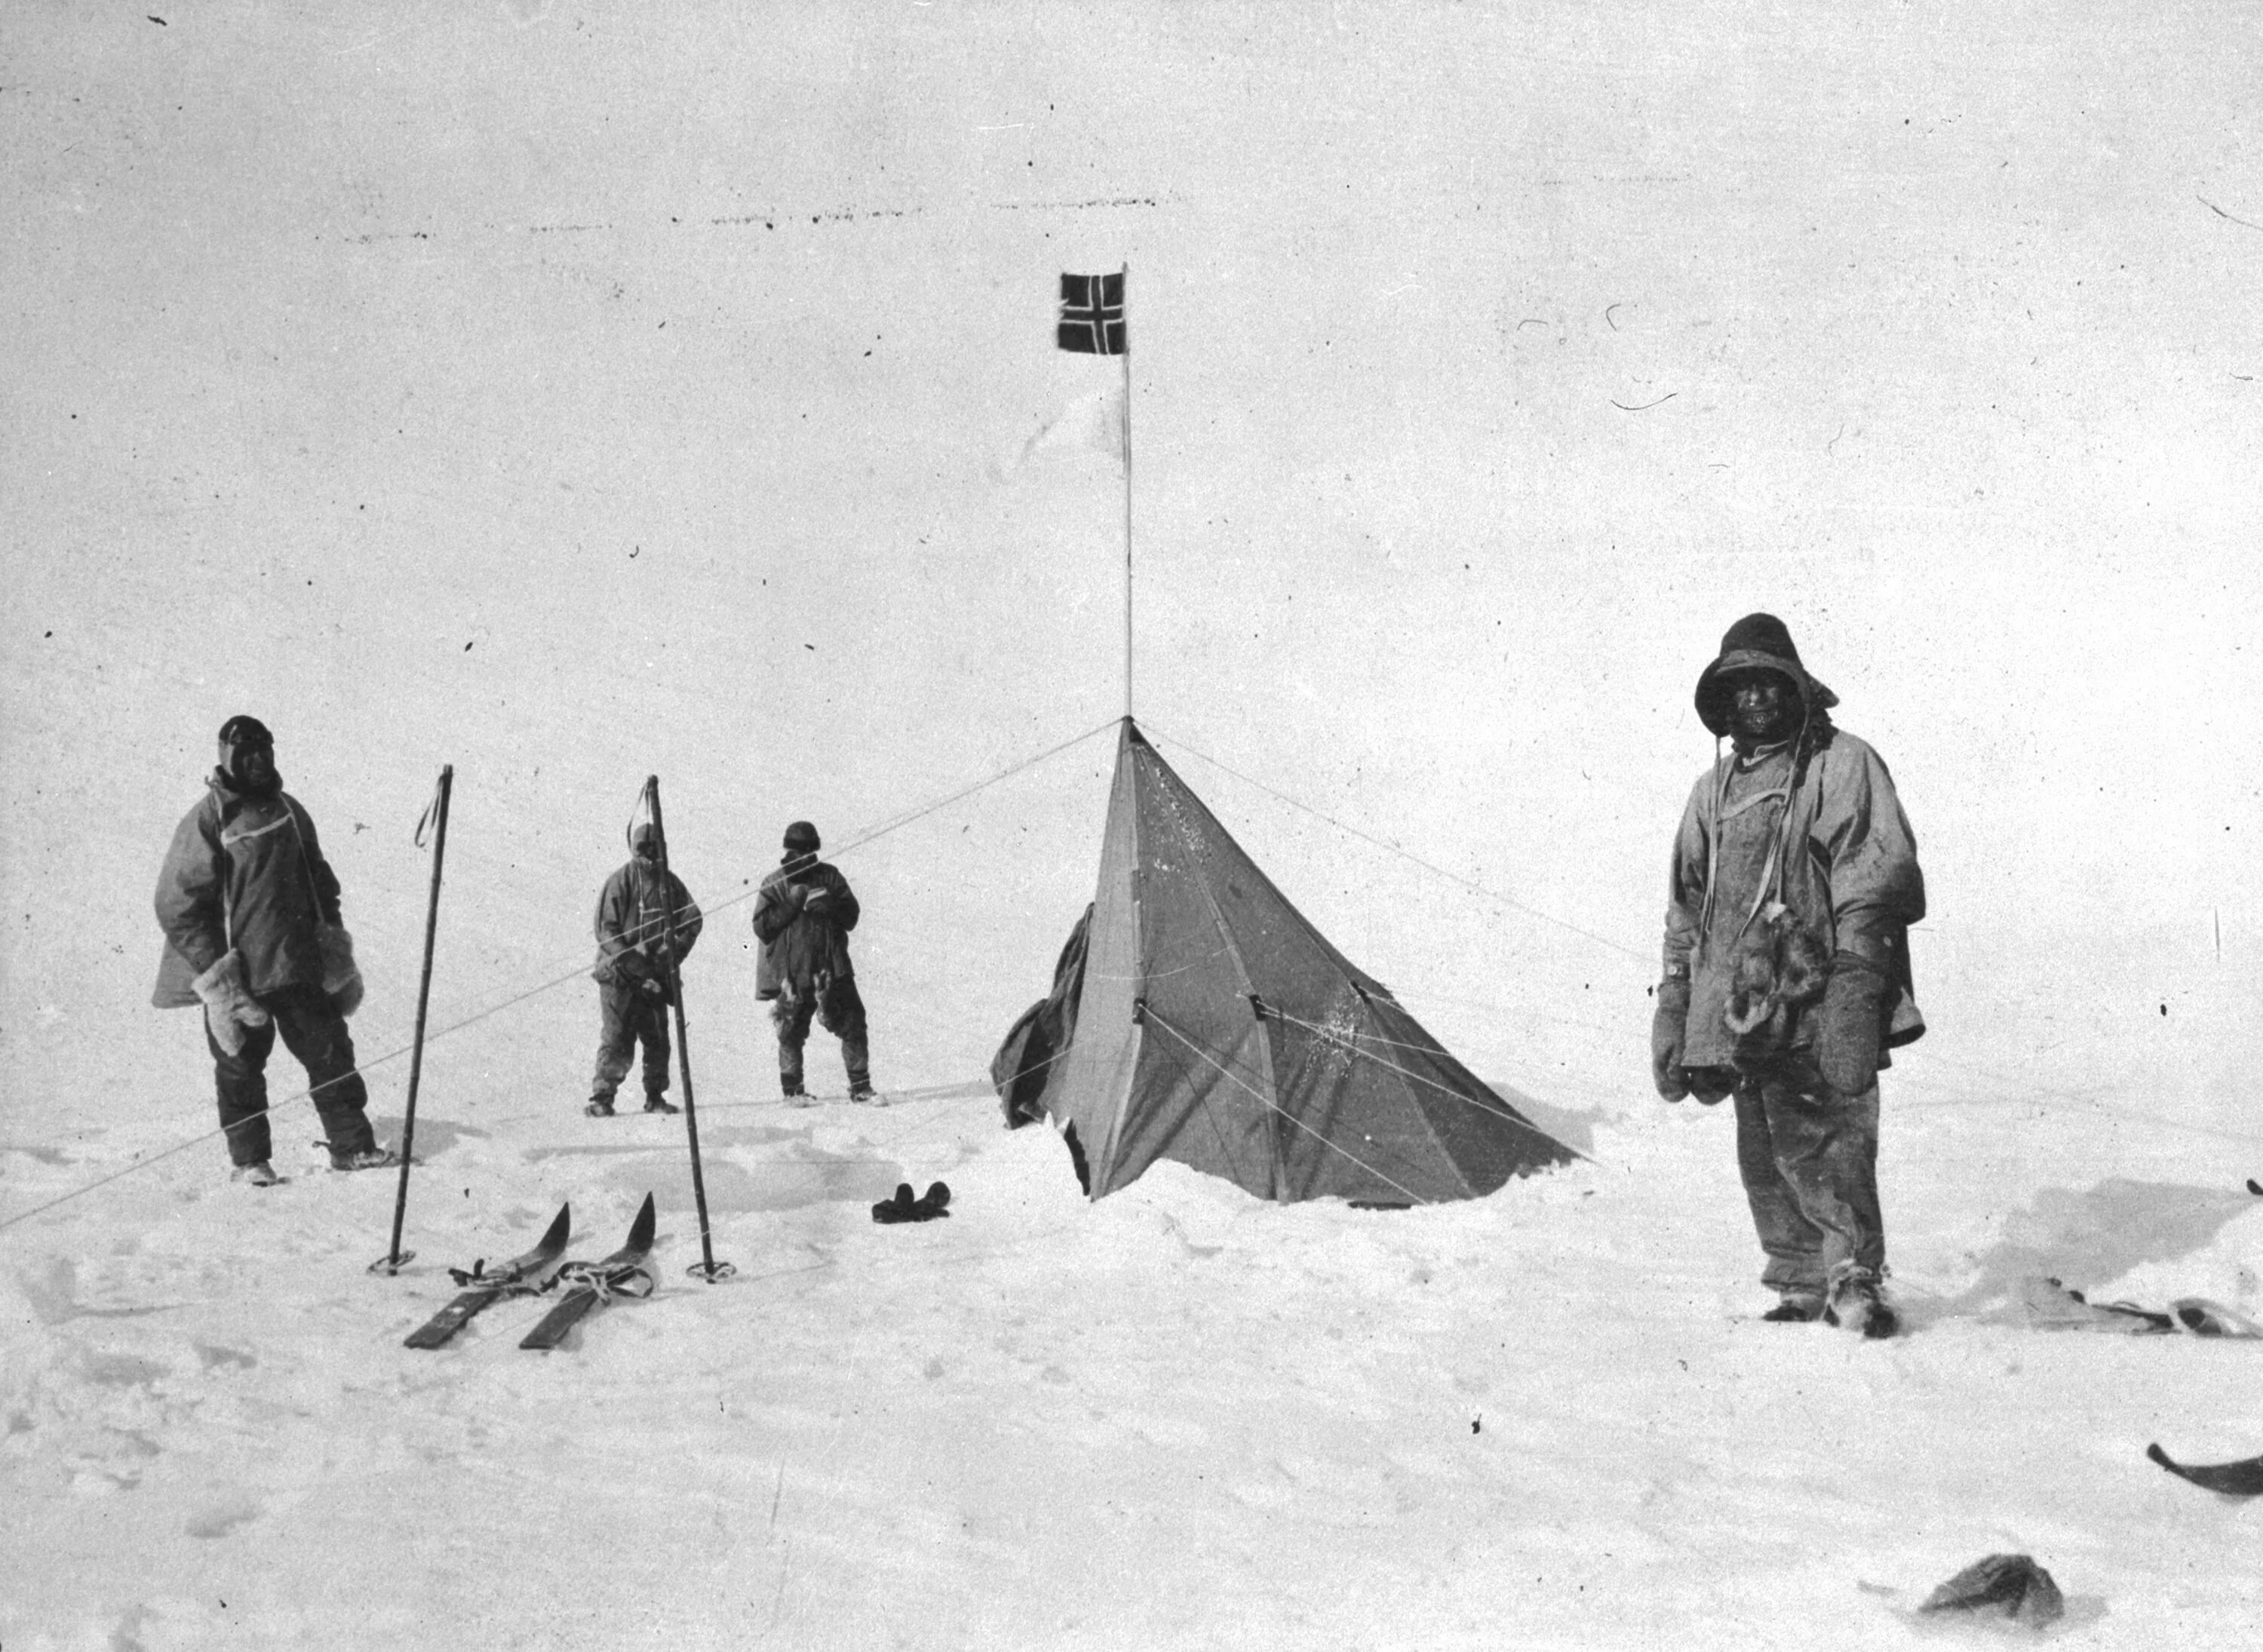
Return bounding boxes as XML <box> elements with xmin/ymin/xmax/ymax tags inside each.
<box><xmin>992</xmin><ymin>719</ymin><xmax>1576</xmax><ymax>1204</ymax></box>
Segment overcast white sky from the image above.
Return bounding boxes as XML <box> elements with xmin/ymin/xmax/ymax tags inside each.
<box><xmin>7</xmin><ymin>2</ymin><xmax>2259</xmax><ymax>1132</ymax></box>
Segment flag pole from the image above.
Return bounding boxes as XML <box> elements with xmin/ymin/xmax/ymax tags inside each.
<box><xmin>1119</xmin><ymin>261</ymin><xmax>1134</xmax><ymax>721</ymax></box>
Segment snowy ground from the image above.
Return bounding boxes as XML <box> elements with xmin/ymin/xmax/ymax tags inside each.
<box><xmin>6</xmin><ymin>1047</ymin><xmax>2261</xmax><ymax>1650</ymax></box>
<box><xmin>10</xmin><ymin>4</ymin><xmax>2263</xmax><ymax>1647</ymax></box>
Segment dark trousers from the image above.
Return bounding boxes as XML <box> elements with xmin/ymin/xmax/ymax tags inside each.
<box><xmin>591</xmin><ymin>981</ymin><xmax>672</xmax><ymax>1104</ymax></box>
<box><xmin>772</xmin><ymin>976</ymin><xmax>870</xmax><ymax>1093</ymax></box>
<box><xmin>207</xmin><ymin>983</ymin><xmax>375</xmax><ymax>1167</ymax></box>
<box><xmin>1733</xmin><ymin>1070</ymin><xmax>1885</xmax><ymax>1296</ymax></box>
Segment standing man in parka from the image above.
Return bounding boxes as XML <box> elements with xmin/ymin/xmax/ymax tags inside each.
<box><xmin>153</xmin><ymin>715</ymin><xmax>392</xmax><ymax>1184</ymax></box>
<box><xmin>1650</xmin><ymin>615</ymin><xmax>1926</xmax><ymax>1337</ymax></box>
<box><xmin>753</xmin><ymin>820</ymin><xmax>877</xmax><ymax>1104</ymax></box>
<box><xmin>586</xmin><ymin>821</ymin><xmax>703</xmax><ymax>1117</ymax></box>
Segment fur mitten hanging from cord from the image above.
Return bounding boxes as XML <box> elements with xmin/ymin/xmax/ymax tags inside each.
<box><xmin>319</xmin><ymin>926</ymin><xmax>363</xmax><ymax>1017</ymax></box>
<box><xmin>191</xmin><ymin>950</ymin><xmax>270</xmax><ymax>1055</ymax></box>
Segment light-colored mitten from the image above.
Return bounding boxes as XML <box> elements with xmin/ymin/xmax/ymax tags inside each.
<box><xmin>319</xmin><ymin>925</ymin><xmax>364</xmax><ymax>1018</ymax></box>
<box><xmin>191</xmin><ymin>949</ymin><xmax>270</xmax><ymax>1056</ymax></box>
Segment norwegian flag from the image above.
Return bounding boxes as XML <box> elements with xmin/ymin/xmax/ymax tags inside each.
<box><xmin>1056</xmin><ymin>272</ymin><xmax>1125</xmax><ymax>355</ymax></box>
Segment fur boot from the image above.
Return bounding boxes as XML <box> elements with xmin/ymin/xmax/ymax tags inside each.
<box><xmin>191</xmin><ymin>949</ymin><xmax>271</xmax><ymax>1056</ymax></box>
<box><xmin>319</xmin><ymin>925</ymin><xmax>364</xmax><ymax>1017</ymax></box>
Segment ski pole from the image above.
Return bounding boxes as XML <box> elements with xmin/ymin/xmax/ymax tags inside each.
<box><xmin>373</xmin><ymin>763</ymin><xmax>452</xmax><ymax>1276</ymax></box>
<box><xmin>644</xmin><ymin>775</ymin><xmax>733</xmax><ymax>1282</ymax></box>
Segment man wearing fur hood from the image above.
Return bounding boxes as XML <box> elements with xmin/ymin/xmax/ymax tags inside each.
<box><xmin>153</xmin><ymin>715</ymin><xmax>391</xmax><ymax>1184</ymax></box>
<box><xmin>1651</xmin><ymin>616</ymin><xmax>1926</xmax><ymax>1337</ymax></box>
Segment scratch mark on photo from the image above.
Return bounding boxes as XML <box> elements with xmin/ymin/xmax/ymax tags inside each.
<box><xmin>2197</xmin><ymin>195</ymin><xmax>2262</xmax><ymax>232</ymax></box>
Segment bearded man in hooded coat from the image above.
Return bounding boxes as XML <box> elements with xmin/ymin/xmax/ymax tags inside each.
<box><xmin>153</xmin><ymin>715</ymin><xmax>391</xmax><ymax>1184</ymax></box>
<box><xmin>1652</xmin><ymin>616</ymin><xmax>1926</xmax><ymax>1337</ymax></box>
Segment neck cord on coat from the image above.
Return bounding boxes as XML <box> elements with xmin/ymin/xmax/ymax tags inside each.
<box><xmin>1695</xmin><ymin>702</ymin><xmax>1815</xmax><ymax>959</ymax></box>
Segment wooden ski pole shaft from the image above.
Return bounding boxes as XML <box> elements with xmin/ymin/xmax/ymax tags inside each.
<box><xmin>644</xmin><ymin>776</ymin><xmax>732</xmax><ymax>1282</ymax></box>
<box><xmin>373</xmin><ymin>763</ymin><xmax>452</xmax><ymax>1276</ymax></box>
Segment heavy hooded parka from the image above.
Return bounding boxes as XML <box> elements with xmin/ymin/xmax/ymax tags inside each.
<box><xmin>152</xmin><ymin>766</ymin><xmax>341</xmax><ymax>1007</ymax></box>
<box><xmin>1662</xmin><ymin>620</ymin><xmax>1926</xmax><ymax>1085</ymax></box>
<box><xmin>752</xmin><ymin>851</ymin><xmax>860</xmax><ymax>1002</ymax></box>
<box><xmin>591</xmin><ymin>828</ymin><xmax>703</xmax><ymax>1002</ymax></box>
<box><xmin>1659</xmin><ymin>616</ymin><xmax>1927</xmax><ymax>1313</ymax></box>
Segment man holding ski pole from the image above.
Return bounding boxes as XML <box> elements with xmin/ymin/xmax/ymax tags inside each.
<box><xmin>585</xmin><ymin>821</ymin><xmax>702</xmax><ymax>1117</ymax></box>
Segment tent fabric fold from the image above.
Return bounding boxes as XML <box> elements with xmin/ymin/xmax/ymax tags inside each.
<box><xmin>990</xmin><ymin>718</ymin><xmax>1577</xmax><ymax>1204</ymax></box>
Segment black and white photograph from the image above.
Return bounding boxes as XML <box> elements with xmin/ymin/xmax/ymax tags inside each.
<box><xmin>5</xmin><ymin>3</ymin><xmax>2260</xmax><ymax>1645</ymax></box>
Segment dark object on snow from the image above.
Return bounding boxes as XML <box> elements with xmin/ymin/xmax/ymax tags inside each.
<box><xmin>2015</xmin><ymin>1276</ymin><xmax>2175</xmax><ymax>1334</ymax></box>
<box><xmin>2147</xmin><ymin>1442</ymin><xmax>2263</xmax><ymax>1497</ymax></box>
<box><xmin>2172</xmin><ymin>1297</ymin><xmax>2263</xmax><ymax>1337</ymax></box>
<box><xmin>873</xmin><ymin>1181</ymin><xmax>952</xmax><ymax>1224</ymax></box>
<box><xmin>1917</xmin><ymin>1554</ymin><xmax>2064</xmax><ymax>1625</ymax></box>
<box><xmin>1761</xmin><ymin>1292</ymin><xmax>1827</xmax><ymax>1322</ymax></box>
<box><xmin>2247</xmin><ymin>1178</ymin><xmax>2261</xmax><ymax>1196</ymax></box>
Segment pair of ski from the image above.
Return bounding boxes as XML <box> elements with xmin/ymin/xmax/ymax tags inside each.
<box><xmin>403</xmin><ymin>1193</ymin><xmax>656</xmax><ymax>1351</ymax></box>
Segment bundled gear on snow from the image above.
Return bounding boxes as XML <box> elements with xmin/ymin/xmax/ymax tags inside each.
<box><xmin>2002</xmin><ymin>1277</ymin><xmax>2263</xmax><ymax>1338</ymax></box>
<box><xmin>871</xmin><ymin>1181</ymin><xmax>952</xmax><ymax>1224</ymax></box>
<box><xmin>1654</xmin><ymin>617</ymin><xmax>1926</xmax><ymax>1333</ymax></box>
<box><xmin>1916</xmin><ymin>1554</ymin><xmax>2065</xmax><ymax>1625</ymax></box>
<box><xmin>154</xmin><ymin>716</ymin><xmax>387</xmax><ymax>1176</ymax></box>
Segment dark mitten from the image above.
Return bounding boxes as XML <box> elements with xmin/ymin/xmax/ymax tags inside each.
<box><xmin>318</xmin><ymin>925</ymin><xmax>363</xmax><ymax>1017</ymax></box>
<box><xmin>1651</xmin><ymin>977</ymin><xmax>1692</xmax><ymax>1101</ymax></box>
<box><xmin>1816</xmin><ymin>954</ymin><xmax>1891</xmax><ymax>1096</ymax></box>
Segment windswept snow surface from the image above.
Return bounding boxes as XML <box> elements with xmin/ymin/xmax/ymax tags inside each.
<box><xmin>5</xmin><ymin>1077</ymin><xmax>2262</xmax><ymax>1649</ymax></box>
<box><xmin>9</xmin><ymin>2</ymin><xmax>2263</xmax><ymax>1646</ymax></box>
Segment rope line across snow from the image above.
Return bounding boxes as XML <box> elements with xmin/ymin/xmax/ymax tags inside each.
<box><xmin>0</xmin><ymin>720</ymin><xmax>1120</xmax><ymax>1235</ymax></box>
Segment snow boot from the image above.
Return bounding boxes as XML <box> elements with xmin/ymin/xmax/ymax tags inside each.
<box><xmin>585</xmin><ymin>1097</ymin><xmax>616</xmax><ymax>1117</ymax></box>
<box><xmin>849</xmin><ymin>1085</ymin><xmax>886</xmax><ymax>1107</ymax></box>
<box><xmin>232</xmin><ymin>1161</ymin><xmax>282</xmax><ymax>1187</ymax></box>
<box><xmin>330</xmin><ymin>1145</ymin><xmax>400</xmax><ymax>1173</ymax></box>
<box><xmin>1761</xmin><ymin>1291</ymin><xmax>1826</xmax><ymax>1323</ymax></box>
<box><xmin>1825</xmin><ymin>1272</ymin><xmax>1898</xmax><ymax>1339</ymax></box>
<box><xmin>642</xmin><ymin>1094</ymin><xmax>680</xmax><ymax>1115</ymax></box>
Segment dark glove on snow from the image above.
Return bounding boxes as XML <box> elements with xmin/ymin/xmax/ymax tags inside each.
<box><xmin>1650</xmin><ymin>977</ymin><xmax>1692</xmax><ymax>1101</ymax></box>
<box><xmin>1814</xmin><ymin>953</ymin><xmax>1890</xmax><ymax>1097</ymax></box>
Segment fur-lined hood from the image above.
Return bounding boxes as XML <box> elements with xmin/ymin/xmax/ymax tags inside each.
<box><xmin>1693</xmin><ymin>613</ymin><xmax>1839</xmax><ymax>738</ymax></box>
